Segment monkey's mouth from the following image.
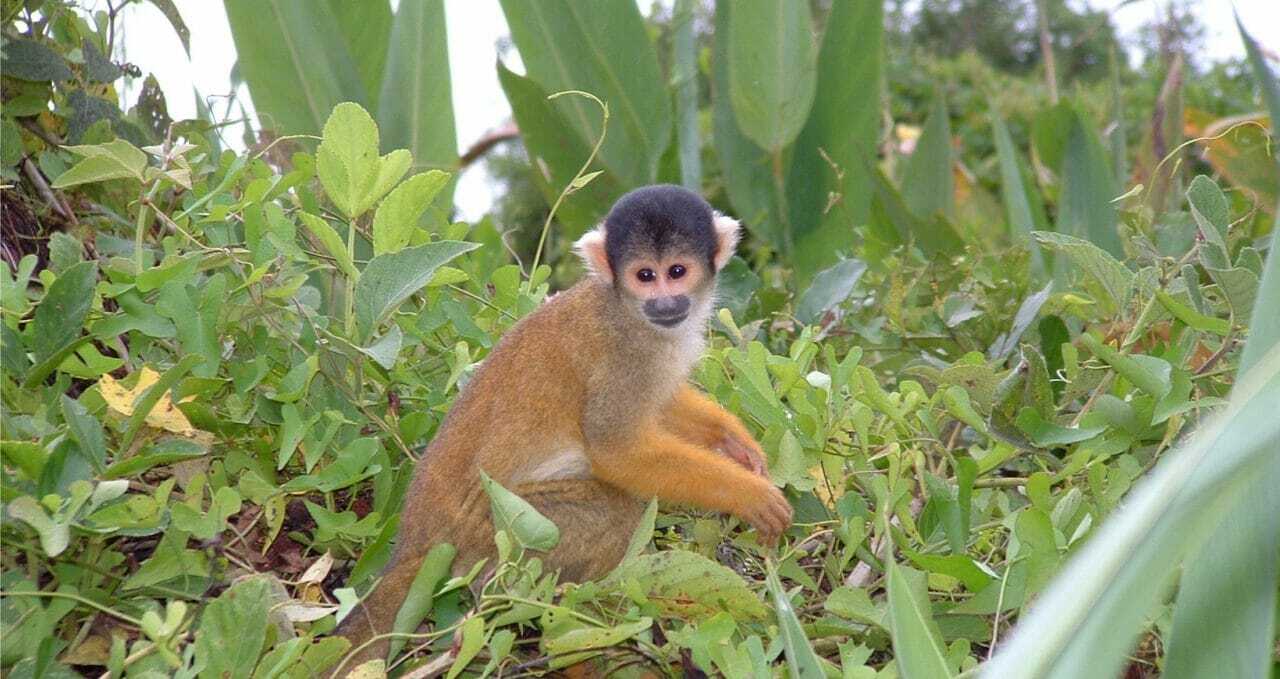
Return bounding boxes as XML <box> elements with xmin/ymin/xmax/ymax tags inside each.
<box><xmin>648</xmin><ymin>313</ymin><xmax>687</xmax><ymax>328</ymax></box>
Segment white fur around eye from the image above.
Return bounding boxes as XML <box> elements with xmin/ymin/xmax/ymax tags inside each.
<box><xmin>712</xmin><ymin>212</ymin><xmax>741</xmax><ymax>270</ymax></box>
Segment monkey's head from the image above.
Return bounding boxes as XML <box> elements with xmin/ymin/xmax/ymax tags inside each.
<box><xmin>574</xmin><ymin>185</ymin><xmax>740</xmax><ymax>331</ymax></box>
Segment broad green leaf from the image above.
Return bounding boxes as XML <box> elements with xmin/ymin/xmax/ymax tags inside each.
<box><xmin>989</xmin><ymin>282</ymin><xmax>1053</xmax><ymax>360</ymax></box>
<box><xmin>991</xmin><ymin>107</ymin><xmax>1049</xmax><ymax>277</ymax></box>
<box><xmin>6</xmin><ymin>496</ymin><xmax>69</xmax><ymax>556</ymax></box>
<box><xmin>372</xmin><ymin>170</ymin><xmax>450</xmax><ymax>255</ymax></box>
<box><xmin>479</xmin><ymin>470</ymin><xmax>559</xmax><ymax>551</ymax></box>
<box><xmin>60</xmin><ymin>395</ymin><xmax>107</xmax><ymax>474</ymax></box>
<box><xmin>316</xmin><ymin>102</ymin><xmax>408</xmax><ymax>219</ymax></box>
<box><xmin>499</xmin><ymin>0</ymin><xmax>671</xmax><ymax>186</ymax></box>
<box><xmin>31</xmin><ymin>262</ymin><xmax>97</xmax><ymax>365</ymax></box>
<box><xmin>326</xmin><ymin>0</ymin><xmax>392</xmax><ymax>112</ymax></box>
<box><xmin>824</xmin><ymin>586</ymin><xmax>886</xmax><ymax>629</ymax></box>
<box><xmin>445</xmin><ymin>615</ymin><xmax>486</xmax><ymax>679</ymax></box>
<box><xmin>786</xmin><ymin>0</ymin><xmax>883</xmax><ymax>278</ymax></box>
<box><xmin>887</xmin><ymin>561</ymin><xmax>954</xmax><ymax>679</ymax></box>
<box><xmin>103</xmin><ymin>439</ymin><xmax>206</xmax><ymax>479</ymax></box>
<box><xmin>223</xmin><ymin>0</ymin><xmax>367</xmax><ymax>135</ymax></box>
<box><xmin>672</xmin><ymin>0</ymin><xmax>700</xmax><ymax>189</ymax></box>
<box><xmin>1237</xmin><ymin>15</ymin><xmax>1280</xmax><ymax>134</ymax></box>
<box><xmin>1015</xmin><ymin>408</ymin><xmax>1106</xmax><ymax>447</ymax></box>
<box><xmin>1033</xmin><ymin>231</ymin><xmax>1136</xmax><ymax>313</ymax></box>
<box><xmin>378</xmin><ymin>0</ymin><xmax>457</xmax><ymax>186</ymax></box>
<box><xmin>1080</xmin><ymin>333</ymin><xmax>1172</xmax><ymax>399</ymax></box>
<box><xmin>765</xmin><ymin>560</ymin><xmax>825</xmax><ymax>678</ymax></box>
<box><xmin>171</xmin><ymin>486</ymin><xmax>241</xmax><ymax>540</ymax></box>
<box><xmin>543</xmin><ymin>617</ymin><xmax>651</xmax><ymax>656</ymax></box>
<box><xmin>53</xmin><ymin>140</ymin><xmax>148</xmax><ymax>187</ymax></box>
<box><xmin>727</xmin><ymin>0</ymin><xmax>817</xmax><ymax>152</ymax></box>
<box><xmin>1154</xmin><ymin>289</ymin><xmax>1230</xmax><ymax>335</ymax></box>
<box><xmin>711</xmin><ymin>1</ymin><xmax>784</xmax><ymax>250</ymax></box>
<box><xmin>389</xmin><ymin>543</ymin><xmax>455</xmax><ymax>660</ymax></box>
<box><xmin>608</xmin><ymin>550</ymin><xmax>768</xmax><ymax>620</ymax></box>
<box><xmin>195</xmin><ymin>575</ymin><xmax>272</xmax><ymax>679</ymax></box>
<box><xmin>495</xmin><ymin>61</ymin><xmax>621</xmax><ymax>236</ymax></box>
<box><xmin>357</xmin><ymin>325</ymin><xmax>403</xmax><ymax>371</ymax></box>
<box><xmin>1186</xmin><ymin>174</ymin><xmax>1230</xmax><ymax>257</ymax></box>
<box><xmin>1057</xmin><ymin>111</ymin><xmax>1123</xmax><ymax>257</ymax></box>
<box><xmin>298</xmin><ymin>212</ymin><xmax>357</xmax><ymax>277</ymax></box>
<box><xmin>353</xmin><ymin>240</ymin><xmax>479</xmax><ymax>342</ymax></box>
<box><xmin>795</xmin><ymin>258</ymin><xmax>867</xmax><ymax>325</ymax></box>
<box><xmin>903</xmin><ymin>95</ymin><xmax>956</xmax><ymax>222</ymax></box>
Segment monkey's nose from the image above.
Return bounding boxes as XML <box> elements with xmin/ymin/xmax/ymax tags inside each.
<box><xmin>644</xmin><ymin>295</ymin><xmax>691</xmax><ymax>326</ymax></box>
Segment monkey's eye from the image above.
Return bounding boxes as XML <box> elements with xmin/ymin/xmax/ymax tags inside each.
<box><xmin>668</xmin><ymin>264</ymin><xmax>687</xmax><ymax>279</ymax></box>
<box><xmin>636</xmin><ymin>268</ymin><xmax>657</xmax><ymax>283</ymax></box>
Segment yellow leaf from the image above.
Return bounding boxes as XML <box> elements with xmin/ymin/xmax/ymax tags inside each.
<box><xmin>98</xmin><ymin>367</ymin><xmax>211</xmax><ymax>443</ymax></box>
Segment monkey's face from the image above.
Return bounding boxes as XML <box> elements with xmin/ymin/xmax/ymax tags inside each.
<box><xmin>574</xmin><ymin>185</ymin><xmax>743</xmax><ymax>331</ymax></box>
<box><xmin>617</xmin><ymin>252</ymin><xmax>713</xmax><ymax>329</ymax></box>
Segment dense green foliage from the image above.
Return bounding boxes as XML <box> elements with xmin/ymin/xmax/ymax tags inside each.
<box><xmin>2</xmin><ymin>1</ymin><xmax>1277</xmax><ymax>678</ymax></box>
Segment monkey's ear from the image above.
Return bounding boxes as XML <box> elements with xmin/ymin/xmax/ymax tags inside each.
<box><xmin>574</xmin><ymin>226</ymin><xmax>612</xmax><ymax>283</ymax></box>
<box><xmin>712</xmin><ymin>213</ymin><xmax>741</xmax><ymax>271</ymax></box>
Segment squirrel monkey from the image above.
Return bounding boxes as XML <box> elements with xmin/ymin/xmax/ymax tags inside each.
<box><xmin>337</xmin><ymin>184</ymin><xmax>792</xmax><ymax>656</ymax></box>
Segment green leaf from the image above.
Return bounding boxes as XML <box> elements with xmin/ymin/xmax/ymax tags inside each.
<box><xmin>1237</xmin><ymin>14</ymin><xmax>1280</xmax><ymax>132</ymax></box>
<box><xmin>727</xmin><ymin>0</ymin><xmax>817</xmax><ymax>152</ymax></box>
<box><xmin>498</xmin><ymin>0</ymin><xmax>671</xmax><ymax>186</ymax></box>
<box><xmin>353</xmin><ymin>240</ymin><xmax>479</xmax><ymax>342</ymax></box>
<box><xmin>886</xmin><ymin>561</ymin><xmax>954</xmax><ymax>679</ymax></box>
<box><xmin>1015</xmin><ymin>408</ymin><xmax>1106</xmax><ymax>447</ymax></box>
<box><xmin>1186</xmin><ymin>174</ymin><xmax>1230</xmax><ymax>257</ymax></box>
<box><xmin>543</xmin><ymin>617</ymin><xmax>651</xmax><ymax>656</ymax></box>
<box><xmin>1033</xmin><ymin>231</ymin><xmax>1136</xmax><ymax>314</ymax></box>
<box><xmin>298</xmin><ymin>212</ymin><xmax>357</xmax><ymax>277</ymax></box>
<box><xmin>224</xmin><ymin>0</ymin><xmax>367</xmax><ymax>135</ymax></box>
<box><xmin>786</xmin><ymin>0</ymin><xmax>883</xmax><ymax>276</ymax></box>
<box><xmin>31</xmin><ymin>262</ymin><xmax>97</xmax><ymax>365</ymax></box>
<box><xmin>991</xmin><ymin>107</ymin><xmax>1048</xmax><ymax>277</ymax></box>
<box><xmin>53</xmin><ymin>140</ymin><xmax>149</xmax><ymax>188</ymax></box>
<box><xmin>711</xmin><ymin>2</ymin><xmax>783</xmax><ymax>250</ymax></box>
<box><xmin>607</xmin><ymin>550</ymin><xmax>767</xmax><ymax>620</ymax></box>
<box><xmin>1080</xmin><ymin>333</ymin><xmax>1172</xmax><ymax>399</ymax></box>
<box><xmin>1</xmin><ymin>37</ymin><xmax>73</xmax><ymax>81</ymax></box>
<box><xmin>795</xmin><ymin>258</ymin><xmax>867</xmax><ymax>325</ymax></box>
<box><xmin>479</xmin><ymin>470</ymin><xmax>559</xmax><ymax>552</ymax></box>
<box><xmin>60</xmin><ymin>395</ymin><xmax>107</xmax><ymax>474</ymax></box>
<box><xmin>824</xmin><ymin>586</ymin><xmax>886</xmax><ymax>629</ymax></box>
<box><xmin>316</xmin><ymin>102</ymin><xmax>409</xmax><ymax>219</ymax></box>
<box><xmin>103</xmin><ymin>439</ymin><xmax>206</xmax><ymax>479</ymax></box>
<box><xmin>6</xmin><ymin>496</ymin><xmax>69</xmax><ymax>556</ymax></box>
<box><xmin>388</xmin><ymin>543</ymin><xmax>455</xmax><ymax>660</ymax></box>
<box><xmin>764</xmin><ymin>560</ymin><xmax>825</xmax><ymax>677</ymax></box>
<box><xmin>1057</xmin><ymin>111</ymin><xmax>1123</xmax><ymax>257</ymax></box>
<box><xmin>445</xmin><ymin>615</ymin><xmax>486</xmax><ymax>679</ymax></box>
<box><xmin>145</xmin><ymin>0</ymin><xmax>191</xmax><ymax>56</ymax></box>
<box><xmin>1154</xmin><ymin>289</ymin><xmax>1230</xmax><ymax>336</ymax></box>
<box><xmin>171</xmin><ymin>486</ymin><xmax>242</xmax><ymax>540</ymax></box>
<box><xmin>672</xmin><ymin>0</ymin><xmax>700</xmax><ymax>190</ymax></box>
<box><xmin>195</xmin><ymin>575</ymin><xmax>272</xmax><ymax>679</ymax></box>
<box><xmin>377</xmin><ymin>0</ymin><xmax>457</xmax><ymax>184</ymax></box>
<box><xmin>372</xmin><ymin>170</ymin><xmax>450</xmax><ymax>255</ymax></box>
<box><xmin>494</xmin><ymin>61</ymin><xmax>621</xmax><ymax>237</ymax></box>
<box><xmin>357</xmin><ymin>325</ymin><xmax>403</xmax><ymax>370</ymax></box>
<box><xmin>903</xmin><ymin>95</ymin><xmax>955</xmax><ymax>222</ymax></box>
<box><xmin>326</xmin><ymin>0</ymin><xmax>392</xmax><ymax>112</ymax></box>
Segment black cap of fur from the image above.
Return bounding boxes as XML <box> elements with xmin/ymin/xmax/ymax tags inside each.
<box><xmin>604</xmin><ymin>184</ymin><xmax>716</xmax><ymax>273</ymax></box>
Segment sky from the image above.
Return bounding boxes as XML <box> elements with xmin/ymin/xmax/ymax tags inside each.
<box><xmin>106</xmin><ymin>0</ymin><xmax>1280</xmax><ymax>221</ymax></box>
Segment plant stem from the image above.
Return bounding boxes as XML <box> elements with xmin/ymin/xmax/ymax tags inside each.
<box><xmin>134</xmin><ymin>183</ymin><xmax>162</xmax><ymax>273</ymax></box>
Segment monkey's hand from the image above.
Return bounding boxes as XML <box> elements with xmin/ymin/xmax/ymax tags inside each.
<box><xmin>739</xmin><ymin>478</ymin><xmax>793</xmax><ymax>544</ymax></box>
<box><xmin>716</xmin><ymin>431</ymin><xmax>767</xmax><ymax>476</ymax></box>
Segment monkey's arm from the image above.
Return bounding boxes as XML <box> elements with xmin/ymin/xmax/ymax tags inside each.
<box><xmin>662</xmin><ymin>385</ymin><xmax>767</xmax><ymax>475</ymax></box>
<box><xmin>586</xmin><ymin>425</ymin><xmax>792</xmax><ymax>540</ymax></box>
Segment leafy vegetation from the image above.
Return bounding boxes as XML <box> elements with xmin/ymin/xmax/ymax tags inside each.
<box><xmin>1</xmin><ymin>1</ymin><xmax>1277</xmax><ymax>678</ymax></box>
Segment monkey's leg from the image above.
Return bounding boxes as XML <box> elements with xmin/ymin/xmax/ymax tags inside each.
<box><xmin>510</xmin><ymin>478</ymin><xmax>648</xmax><ymax>581</ymax></box>
<box><xmin>662</xmin><ymin>385</ymin><xmax>767</xmax><ymax>475</ymax></box>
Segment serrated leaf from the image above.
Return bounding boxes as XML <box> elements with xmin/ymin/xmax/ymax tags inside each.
<box><xmin>372</xmin><ymin>170</ymin><xmax>450</xmax><ymax>255</ymax></box>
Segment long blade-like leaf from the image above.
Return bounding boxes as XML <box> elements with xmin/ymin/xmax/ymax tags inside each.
<box><xmin>671</xmin><ymin>0</ymin><xmax>700</xmax><ymax>190</ymax></box>
<box><xmin>223</xmin><ymin>0</ymin><xmax>366</xmax><ymax>135</ymax></box>
<box><xmin>887</xmin><ymin>561</ymin><xmax>954</xmax><ymax>679</ymax></box>
<box><xmin>992</xmin><ymin>107</ymin><xmax>1049</xmax><ymax>278</ymax></box>
<box><xmin>902</xmin><ymin>95</ymin><xmax>956</xmax><ymax>223</ymax></box>
<box><xmin>711</xmin><ymin>1</ymin><xmax>783</xmax><ymax>250</ymax></box>
<box><xmin>326</xmin><ymin>0</ymin><xmax>391</xmax><ymax>113</ymax></box>
<box><xmin>727</xmin><ymin>0</ymin><xmax>817</xmax><ymax>152</ymax></box>
<box><xmin>498</xmin><ymin>0</ymin><xmax>670</xmax><ymax>187</ymax></box>
<box><xmin>1057</xmin><ymin>110</ymin><xmax>1124</xmax><ymax>258</ymax></box>
<box><xmin>1163</xmin><ymin>31</ymin><xmax>1280</xmax><ymax>675</ymax></box>
<box><xmin>788</xmin><ymin>0</ymin><xmax>883</xmax><ymax>280</ymax></box>
<box><xmin>377</xmin><ymin>0</ymin><xmax>457</xmax><ymax>199</ymax></box>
